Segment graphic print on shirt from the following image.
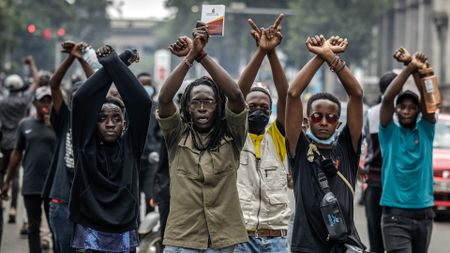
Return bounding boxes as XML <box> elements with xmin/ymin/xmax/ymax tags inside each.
<box><xmin>64</xmin><ymin>128</ymin><xmax>75</xmax><ymax>169</ymax></box>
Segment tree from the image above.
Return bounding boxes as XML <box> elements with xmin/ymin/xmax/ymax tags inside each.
<box><xmin>286</xmin><ymin>0</ymin><xmax>392</xmax><ymax>67</ymax></box>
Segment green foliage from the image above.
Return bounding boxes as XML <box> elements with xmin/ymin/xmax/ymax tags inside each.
<box><xmin>1</xmin><ymin>0</ymin><xmax>111</xmax><ymax>72</ymax></box>
<box><xmin>286</xmin><ymin>0</ymin><xmax>393</xmax><ymax>66</ymax></box>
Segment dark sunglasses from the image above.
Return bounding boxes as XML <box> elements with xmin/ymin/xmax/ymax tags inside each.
<box><xmin>309</xmin><ymin>112</ymin><xmax>339</xmax><ymax>124</ymax></box>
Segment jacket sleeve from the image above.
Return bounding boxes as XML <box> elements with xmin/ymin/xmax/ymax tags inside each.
<box><xmin>100</xmin><ymin>49</ymin><xmax>152</xmax><ymax>155</ymax></box>
<box><xmin>71</xmin><ymin>50</ymin><xmax>138</xmax><ymax>151</ymax></box>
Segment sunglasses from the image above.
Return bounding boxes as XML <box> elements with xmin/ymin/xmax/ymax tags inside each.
<box><xmin>309</xmin><ymin>112</ymin><xmax>339</xmax><ymax>124</ymax></box>
<box><xmin>189</xmin><ymin>99</ymin><xmax>217</xmax><ymax>109</ymax></box>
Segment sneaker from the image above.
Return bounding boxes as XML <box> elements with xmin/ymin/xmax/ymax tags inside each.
<box><xmin>20</xmin><ymin>222</ymin><xmax>28</xmax><ymax>235</ymax></box>
<box><xmin>8</xmin><ymin>208</ymin><xmax>16</xmax><ymax>224</ymax></box>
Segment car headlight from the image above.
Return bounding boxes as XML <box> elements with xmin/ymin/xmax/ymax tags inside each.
<box><xmin>443</xmin><ymin>170</ymin><xmax>450</xmax><ymax>179</ymax></box>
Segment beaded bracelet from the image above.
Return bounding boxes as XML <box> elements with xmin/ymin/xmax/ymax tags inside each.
<box><xmin>328</xmin><ymin>55</ymin><xmax>346</xmax><ymax>73</ymax></box>
<box><xmin>196</xmin><ymin>50</ymin><xmax>208</xmax><ymax>62</ymax></box>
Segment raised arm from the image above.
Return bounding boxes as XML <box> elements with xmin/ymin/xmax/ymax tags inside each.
<box><xmin>71</xmin><ymin>49</ymin><xmax>138</xmax><ymax>149</ymax></box>
<box><xmin>158</xmin><ymin>36</ymin><xmax>195</xmax><ymax>118</ymax></box>
<box><xmin>380</xmin><ymin>50</ymin><xmax>428</xmax><ymax>127</ymax></box>
<box><xmin>49</xmin><ymin>42</ymin><xmax>85</xmax><ymax>115</ymax></box>
<box><xmin>285</xmin><ymin>36</ymin><xmax>326</xmax><ymax>157</ymax></box>
<box><xmin>196</xmin><ymin>23</ymin><xmax>245</xmax><ymax>113</ymax></box>
<box><xmin>326</xmin><ymin>36</ymin><xmax>363</xmax><ymax>152</ymax></box>
<box><xmin>24</xmin><ymin>55</ymin><xmax>39</xmax><ymax>92</ymax></box>
<box><xmin>97</xmin><ymin>46</ymin><xmax>152</xmax><ymax>152</ymax></box>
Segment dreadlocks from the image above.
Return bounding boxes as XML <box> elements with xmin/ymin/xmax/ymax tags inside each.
<box><xmin>180</xmin><ymin>76</ymin><xmax>230</xmax><ymax>151</ymax></box>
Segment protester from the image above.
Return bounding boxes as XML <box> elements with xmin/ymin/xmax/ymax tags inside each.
<box><xmin>138</xmin><ymin>72</ymin><xmax>163</xmax><ymax>215</ymax></box>
<box><xmin>1</xmin><ymin>86</ymin><xmax>56</xmax><ymax>253</ymax></box>
<box><xmin>0</xmin><ymin>56</ymin><xmax>40</xmax><ymax>242</ymax></box>
<box><xmin>285</xmin><ymin>35</ymin><xmax>365</xmax><ymax>252</ymax></box>
<box><xmin>157</xmin><ymin>22</ymin><xmax>248</xmax><ymax>252</ymax></box>
<box><xmin>41</xmin><ymin>41</ymin><xmax>94</xmax><ymax>253</ymax></box>
<box><xmin>234</xmin><ymin>14</ymin><xmax>292</xmax><ymax>252</ymax></box>
<box><xmin>362</xmin><ymin>71</ymin><xmax>397</xmax><ymax>253</ymax></box>
<box><xmin>69</xmin><ymin>46</ymin><xmax>151</xmax><ymax>253</ymax></box>
<box><xmin>379</xmin><ymin>48</ymin><xmax>436</xmax><ymax>253</ymax></box>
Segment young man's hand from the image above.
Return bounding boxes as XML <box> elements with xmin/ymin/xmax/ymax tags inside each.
<box><xmin>393</xmin><ymin>47</ymin><xmax>412</xmax><ymax>64</ymax></box>
<box><xmin>192</xmin><ymin>21</ymin><xmax>209</xmax><ymax>54</ymax></box>
<box><xmin>168</xmin><ymin>36</ymin><xmax>193</xmax><ymax>57</ymax></box>
<box><xmin>410</xmin><ymin>52</ymin><xmax>427</xmax><ymax>70</ymax></box>
<box><xmin>305</xmin><ymin>35</ymin><xmax>334</xmax><ymax>61</ymax></box>
<box><xmin>61</xmin><ymin>40</ymin><xmax>76</xmax><ymax>53</ymax></box>
<box><xmin>259</xmin><ymin>14</ymin><xmax>284</xmax><ymax>52</ymax></box>
<box><xmin>70</xmin><ymin>42</ymin><xmax>88</xmax><ymax>59</ymax></box>
<box><xmin>328</xmin><ymin>35</ymin><xmax>348</xmax><ymax>54</ymax></box>
<box><xmin>24</xmin><ymin>55</ymin><xmax>35</xmax><ymax>65</ymax></box>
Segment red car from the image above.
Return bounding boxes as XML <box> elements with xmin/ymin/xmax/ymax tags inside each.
<box><xmin>433</xmin><ymin>113</ymin><xmax>450</xmax><ymax>212</ymax></box>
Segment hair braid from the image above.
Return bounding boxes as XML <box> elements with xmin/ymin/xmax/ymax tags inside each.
<box><xmin>180</xmin><ymin>76</ymin><xmax>230</xmax><ymax>151</ymax></box>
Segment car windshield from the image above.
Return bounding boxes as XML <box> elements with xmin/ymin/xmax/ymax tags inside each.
<box><xmin>434</xmin><ymin>119</ymin><xmax>450</xmax><ymax>149</ymax></box>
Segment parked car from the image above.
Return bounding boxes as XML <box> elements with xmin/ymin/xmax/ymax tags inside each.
<box><xmin>433</xmin><ymin>113</ymin><xmax>450</xmax><ymax>213</ymax></box>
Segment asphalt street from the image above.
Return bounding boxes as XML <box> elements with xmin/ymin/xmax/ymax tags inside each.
<box><xmin>1</xmin><ymin>188</ymin><xmax>450</xmax><ymax>253</ymax></box>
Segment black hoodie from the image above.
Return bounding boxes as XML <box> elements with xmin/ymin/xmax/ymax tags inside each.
<box><xmin>70</xmin><ymin>49</ymin><xmax>152</xmax><ymax>233</ymax></box>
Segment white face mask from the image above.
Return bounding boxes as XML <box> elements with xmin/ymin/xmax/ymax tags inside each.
<box><xmin>306</xmin><ymin>128</ymin><xmax>337</xmax><ymax>145</ymax></box>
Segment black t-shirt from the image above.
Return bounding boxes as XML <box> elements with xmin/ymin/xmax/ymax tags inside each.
<box><xmin>16</xmin><ymin>117</ymin><xmax>56</xmax><ymax>195</ymax></box>
<box><xmin>288</xmin><ymin>126</ymin><xmax>361</xmax><ymax>253</ymax></box>
<box><xmin>42</xmin><ymin>103</ymin><xmax>74</xmax><ymax>202</ymax></box>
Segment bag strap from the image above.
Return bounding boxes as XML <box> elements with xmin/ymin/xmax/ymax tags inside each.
<box><xmin>307</xmin><ymin>143</ymin><xmax>355</xmax><ymax>197</ymax></box>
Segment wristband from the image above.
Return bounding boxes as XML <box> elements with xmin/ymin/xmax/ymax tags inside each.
<box><xmin>404</xmin><ymin>58</ymin><xmax>412</xmax><ymax>66</ymax></box>
<box><xmin>182</xmin><ymin>57</ymin><xmax>193</xmax><ymax>68</ymax></box>
<box><xmin>195</xmin><ymin>50</ymin><xmax>208</xmax><ymax>62</ymax></box>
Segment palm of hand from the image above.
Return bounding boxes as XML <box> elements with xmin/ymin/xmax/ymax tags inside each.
<box><xmin>308</xmin><ymin>40</ymin><xmax>332</xmax><ymax>56</ymax></box>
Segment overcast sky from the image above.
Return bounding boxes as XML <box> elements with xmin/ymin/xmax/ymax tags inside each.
<box><xmin>108</xmin><ymin>0</ymin><xmax>170</xmax><ymax>19</ymax></box>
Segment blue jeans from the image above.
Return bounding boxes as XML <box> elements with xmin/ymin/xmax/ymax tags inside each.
<box><xmin>49</xmin><ymin>202</ymin><xmax>76</xmax><ymax>253</ymax></box>
<box><xmin>235</xmin><ymin>236</ymin><xmax>289</xmax><ymax>253</ymax></box>
<box><xmin>163</xmin><ymin>245</ymin><xmax>235</xmax><ymax>253</ymax></box>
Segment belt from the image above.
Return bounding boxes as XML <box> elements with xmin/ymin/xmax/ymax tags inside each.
<box><xmin>51</xmin><ymin>198</ymin><xmax>65</xmax><ymax>204</ymax></box>
<box><xmin>383</xmin><ymin>207</ymin><xmax>434</xmax><ymax>220</ymax></box>
<box><xmin>247</xmin><ymin>229</ymin><xmax>287</xmax><ymax>237</ymax></box>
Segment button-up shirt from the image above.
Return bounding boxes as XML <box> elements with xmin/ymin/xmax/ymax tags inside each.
<box><xmin>156</xmin><ymin>105</ymin><xmax>249</xmax><ymax>249</ymax></box>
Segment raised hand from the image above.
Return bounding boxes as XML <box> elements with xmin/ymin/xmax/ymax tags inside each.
<box><xmin>168</xmin><ymin>36</ymin><xmax>193</xmax><ymax>57</ymax></box>
<box><xmin>328</xmin><ymin>35</ymin><xmax>348</xmax><ymax>54</ymax></box>
<box><xmin>24</xmin><ymin>55</ymin><xmax>35</xmax><ymax>65</ymax></box>
<box><xmin>61</xmin><ymin>40</ymin><xmax>76</xmax><ymax>53</ymax></box>
<box><xmin>393</xmin><ymin>47</ymin><xmax>412</xmax><ymax>64</ymax></box>
<box><xmin>305</xmin><ymin>35</ymin><xmax>334</xmax><ymax>61</ymax></box>
<box><xmin>70</xmin><ymin>42</ymin><xmax>88</xmax><ymax>59</ymax></box>
<box><xmin>410</xmin><ymin>52</ymin><xmax>427</xmax><ymax>70</ymax></box>
<box><xmin>248</xmin><ymin>19</ymin><xmax>262</xmax><ymax>46</ymax></box>
<box><xmin>192</xmin><ymin>21</ymin><xmax>209</xmax><ymax>54</ymax></box>
<box><xmin>259</xmin><ymin>14</ymin><xmax>284</xmax><ymax>51</ymax></box>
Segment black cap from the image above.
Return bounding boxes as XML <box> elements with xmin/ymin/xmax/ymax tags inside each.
<box><xmin>396</xmin><ymin>90</ymin><xmax>419</xmax><ymax>106</ymax></box>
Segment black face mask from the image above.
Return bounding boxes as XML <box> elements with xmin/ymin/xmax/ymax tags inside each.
<box><xmin>248</xmin><ymin>108</ymin><xmax>270</xmax><ymax>134</ymax></box>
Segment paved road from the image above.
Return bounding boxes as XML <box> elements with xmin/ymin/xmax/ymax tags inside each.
<box><xmin>2</xmin><ymin>189</ymin><xmax>450</xmax><ymax>252</ymax></box>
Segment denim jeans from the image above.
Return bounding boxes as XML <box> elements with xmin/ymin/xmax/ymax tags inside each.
<box><xmin>163</xmin><ymin>245</ymin><xmax>235</xmax><ymax>253</ymax></box>
<box><xmin>364</xmin><ymin>186</ymin><xmax>384</xmax><ymax>253</ymax></box>
<box><xmin>381</xmin><ymin>207</ymin><xmax>434</xmax><ymax>253</ymax></box>
<box><xmin>49</xmin><ymin>202</ymin><xmax>76</xmax><ymax>253</ymax></box>
<box><xmin>235</xmin><ymin>236</ymin><xmax>289</xmax><ymax>253</ymax></box>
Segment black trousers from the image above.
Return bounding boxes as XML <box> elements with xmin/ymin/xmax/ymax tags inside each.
<box><xmin>23</xmin><ymin>194</ymin><xmax>50</xmax><ymax>253</ymax></box>
<box><xmin>139</xmin><ymin>159</ymin><xmax>156</xmax><ymax>214</ymax></box>
<box><xmin>364</xmin><ymin>185</ymin><xmax>384</xmax><ymax>253</ymax></box>
<box><xmin>382</xmin><ymin>207</ymin><xmax>434</xmax><ymax>253</ymax></box>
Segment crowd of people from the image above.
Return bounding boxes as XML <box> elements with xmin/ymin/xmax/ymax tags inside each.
<box><xmin>0</xmin><ymin>13</ymin><xmax>440</xmax><ymax>253</ymax></box>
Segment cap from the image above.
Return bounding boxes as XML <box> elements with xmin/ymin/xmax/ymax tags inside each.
<box><xmin>35</xmin><ymin>86</ymin><xmax>52</xmax><ymax>101</ymax></box>
<box><xmin>4</xmin><ymin>74</ymin><xmax>25</xmax><ymax>91</ymax></box>
<box><xmin>396</xmin><ymin>90</ymin><xmax>419</xmax><ymax>106</ymax></box>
